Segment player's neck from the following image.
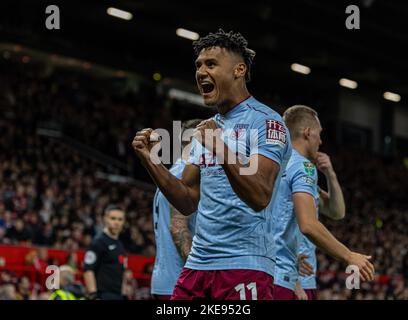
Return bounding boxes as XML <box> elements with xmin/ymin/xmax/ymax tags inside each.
<box><xmin>217</xmin><ymin>88</ymin><xmax>250</xmax><ymax>115</ymax></box>
<box><xmin>292</xmin><ymin>141</ymin><xmax>312</xmax><ymax>161</ymax></box>
<box><xmin>103</xmin><ymin>228</ymin><xmax>119</xmax><ymax>240</ymax></box>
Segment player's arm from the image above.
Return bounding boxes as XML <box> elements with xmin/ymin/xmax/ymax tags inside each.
<box><xmin>221</xmin><ymin>151</ymin><xmax>280</xmax><ymax>212</ymax></box>
<box><xmin>298</xmin><ymin>253</ymin><xmax>314</xmax><ymax>276</ymax></box>
<box><xmin>132</xmin><ymin>129</ymin><xmax>200</xmax><ymax>215</ymax></box>
<box><xmin>316</xmin><ymin>152</ymin><xmax>345</xmax><ymax>220</ymax></box>
<box><xmin>83</xmin><ymin>271</ymin><xmax>97</xmax><ymax>296</ymax></box>
<box><xmin>294</xmin><ymin>192</ymin><xmax>375</xmax><ymax>281</ymax></box>
<box><xmin>121</xmin><ymin>258</ymin><xmax>129</xmax><ymax>298</ymax></box>
<box><xmin>170</xmin><ymin>205</ymin><xmax>193</xmax><ymax>261</ymax></box>
<box><xmin>195</xmin><ymin>119</ymin><xmax>282</xmax><ymax>212</ymax></box>
<box><xmin>83</xmin><ymin>241</ymin><xmax>103</xmax><ymax>298</ymax></box>
<box><xmin>121</xmin><ymin>276</ymin><xmax>126</xmax><ymax>298</ymax></box>
<box><xmin>294</xmin><ymin>281</ymin><xmax>308</xmax><ymax>300</ymax></box>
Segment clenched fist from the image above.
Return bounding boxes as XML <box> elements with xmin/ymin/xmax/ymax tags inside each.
<box><xmin>131</xmin><ymin>128</ymin><xmax>161</xmax><ymax>161</ymax></box>
<box><xmin>316</xmin><ymin>152</ymin><xmax>334</xmax><ymax>176</ymax></box>
<box><xmin>193</xmin><ymin>119</ymin><xmax>223</xmax><ymax>155</ymax></box>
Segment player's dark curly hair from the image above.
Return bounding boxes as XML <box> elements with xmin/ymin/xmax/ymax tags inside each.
<box><xmin>193</xmin><ymin>29</ymin><xmax>256</xmax><ymax>83</ymax></box>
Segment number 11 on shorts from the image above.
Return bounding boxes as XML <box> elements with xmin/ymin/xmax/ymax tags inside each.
<box><xmin>234</xmin><ymin>282</ymin><xmax>258</xmax><ymax>300</ymax></box>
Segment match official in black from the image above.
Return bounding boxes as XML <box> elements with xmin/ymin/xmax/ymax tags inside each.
<box><xmin>83</xmin><ymin>205</ymin><xmax>127</xmax><ymax>300</ymax></box>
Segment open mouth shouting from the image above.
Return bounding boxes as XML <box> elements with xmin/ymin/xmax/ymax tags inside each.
<box><xmin>198</xmin><ymin>79</ymin><xmax>216</xmax><ymax>99</ymax></box>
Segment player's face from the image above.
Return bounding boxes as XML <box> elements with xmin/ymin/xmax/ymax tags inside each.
<box><xmin>195</xmin><ymin>47</ymin><xmax>238</xmax><ymax>108</ymax></box>
<box><xmin>105</xmin><ymin>210</ymin><xmax>125</xmax><ymax>236</ymax></box>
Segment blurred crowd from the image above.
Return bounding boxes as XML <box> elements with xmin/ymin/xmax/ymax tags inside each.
<box><xmin>1</xmin><ymin>59</ymin><xmax>408</xmax><ymax>299</ymax></box>
<box><xmin>316</xmin><ymin>147</ymin><xmax>408</xmax><ymax>299</ymax></box>
<box><xmin>0</xmin><ymin>268</ymin><xmax>150</xmax><ymax>300</ymax></box>
<box><xmin>0</xmin><ymin>64</ymin><xmax>158</xmax><ymax>299</ymax></box>
<box><xmin>0</xmin><ymin>119</ymin><xmax>156</xmax><ymax>255</ymax></box>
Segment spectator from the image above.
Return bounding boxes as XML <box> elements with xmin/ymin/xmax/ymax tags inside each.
<box><xmin>16</xmin><ymin>276</ymin><xmax>31</xmax><ymax>300</ymax></box>
<box><xmin>5</xmin><ymin>219</ymin><xmax>32</xmax><ymax>244</ymax></box>
<box><xmin>0</xmin><ymin>283</ymin><xmax>17</xmax><ymax>300</ymax></box>
<box><xmin>48</xmin><ymin>265</ymin><xmax>85</xmax><ymax>300</ymax></box>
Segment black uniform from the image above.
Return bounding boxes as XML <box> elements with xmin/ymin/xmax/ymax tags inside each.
<box><xmin>84</xmin><ymin>231</ymin><xmax>126</xmax><ymax>300</ymax></box>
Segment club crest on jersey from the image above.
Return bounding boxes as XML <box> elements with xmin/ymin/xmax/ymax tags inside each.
<box><xmin>303</xmin><ymin>161</ymin><xmax>316</xmax><ymax>176</ymax></box>
<box><xmin>265</xmin><ymin>120</ymin><xmax>286</xmax><ymax>146</ymax></box>
<box><xmin>231</xmin><ymin>123</ymin><xmax>249</xmax><ymax>139</ymax></box>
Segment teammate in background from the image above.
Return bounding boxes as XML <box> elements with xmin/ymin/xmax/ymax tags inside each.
<box><xmin>83</xmin><ymin>205</ymin><xmax>127</xmax><ymax>300</ymax></box>
<box><xmin>132</xmin><ymin>29</ymin><xmax>292</xmax><ymax>300</ymax></box>
<box><xmin>272</xmin><ymin>105</ymin><xmax>375</xmax><ymax>300</ymax></box>
<box><xmin>150</xmin><ymin>119</ymin><xmax>201</xmax><ymax>300</ymax></box>
<box><xmin>294</xmin><ymin>153</ymin><xmax>347</xmax><ymax>300</ymax></box>
<box><xmin>296</xmin><ymin>154</ymin><xmax>345</xmax><ymax>300</ymax></box>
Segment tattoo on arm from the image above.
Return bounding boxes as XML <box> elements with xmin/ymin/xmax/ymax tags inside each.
<box><xmin>170</xmin><ymin>205</ymin><xmax>193</xmax><ymax>261</ymax></box>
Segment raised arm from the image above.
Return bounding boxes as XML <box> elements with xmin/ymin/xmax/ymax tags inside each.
<box><xmin>316</xmin><ymin>152</ymin><xmax>345</xmax><ymax>220</ymax></box>
<box><xmin>132</xmin><ymin>129</ymin><xmax>200</xmax><ymax>215</ymax></box>
<box><xmin>194</xmin><ymin>119</ymin><xmax>285</xmax><ymax>212</ymax></box>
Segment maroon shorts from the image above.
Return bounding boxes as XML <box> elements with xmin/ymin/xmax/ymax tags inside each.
<box><xmin>304</xmin><ymin>289</ymin><xmax>317</xmax><ymax>300</ymax></box>
<box><xmin>152</xmin><ymin>294</ymin><xmax>172</xmax><ymax>300</ymax></box>
<box><xmin>171</xmin><ymin>268</ymin><xmax>274</xmax><ymax>300</ymax></box>
<box><xmin>273</xmin><ymin>285</ymin><xmax>297</xmax><ymax>300</ymax></box>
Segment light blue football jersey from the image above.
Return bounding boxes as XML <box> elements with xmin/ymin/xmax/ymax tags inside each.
<box><xmin>298</xmin><ymin>233</ymin><xmax>318</xmax><ymax>289</ymax></box>
<box><xmin>185</xmin><ymin>96</ymin><xmax>292</xmax><ymax>276</ymax></box>
<box><xmin>272</xmin><ymin>149</ymin><xmax>319</xmax><ymax>290</ymax></box>
<box><xmin>151</xmin><ymin>159</ymin><xmax>197</xmax><ymax>295</ymax></box>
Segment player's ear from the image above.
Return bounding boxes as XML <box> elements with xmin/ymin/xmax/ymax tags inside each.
<box><xmin>304</xmin><ymin>127</ymin><xmax>311</xmax><ymax>140</ymax></box>
<box><xmin>234</xmin><ymin>62</ymin><xmax>247</xmax><ymax>79</ymax></box>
